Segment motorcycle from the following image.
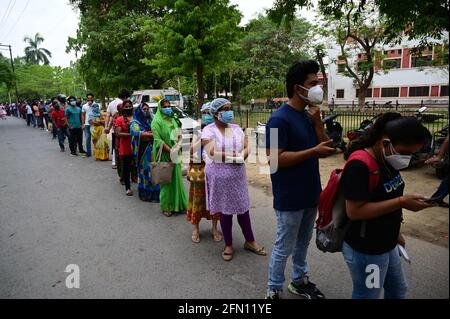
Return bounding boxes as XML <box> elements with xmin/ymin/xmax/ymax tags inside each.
<box><xmin>346</xmin><ymin>113</ymin><xmax>382</xmax><ymax>142</ymax></box>
<box><xmin>409</xmin><ymin>106</ymin><xmax>433</xmax><ymax>168</ymax></box>
<box><xmin>323</xmin><ymin>113</ymin><xmax>346</xmax><ymax>152</ymax></box>
<box><xmin>429</xmin><ymin>125</ymin><xmax>449</xmax><ymax>179</ymax></box>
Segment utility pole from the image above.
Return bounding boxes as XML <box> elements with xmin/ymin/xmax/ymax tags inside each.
<box><xmin>0</xmin><ymin>44</ymin><xmax>19</xmax><ymax>104</ymax></box>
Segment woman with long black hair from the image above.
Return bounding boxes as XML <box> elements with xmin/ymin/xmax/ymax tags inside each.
<box><xmin>341</xmin><ymin>113</ymin><xmax>434</xmax><ymax>299</ymax></box>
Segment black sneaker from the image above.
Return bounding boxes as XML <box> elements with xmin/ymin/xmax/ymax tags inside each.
<box><xmin>266</xmin><ymin>290</ymin><xmax>281</xmax><ymax>299</ymax></box>
<box><xmin>288</xmin><ymin>278</ymin><xmax>325</xmax><ymax>299</ymax></box>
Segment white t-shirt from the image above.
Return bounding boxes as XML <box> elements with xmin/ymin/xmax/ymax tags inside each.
<box><xmin>82</xmin><ymin>103</ymin><xmax>92</xmax><ymax>125</ymax></box>
<box><xmin>26</xmin><ymin>104</ymin><xmax>32</xmax><ymax>114</ymax></box>
<box><xmin>106</xmin><ymin>98</ymin><xmax>123</xmax><ymax>115</ymax></box>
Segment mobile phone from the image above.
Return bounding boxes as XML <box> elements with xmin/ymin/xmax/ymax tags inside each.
<box><xmin>424</xmin><ymin>194</ymin><xmax>446</xmax><ymax>204</ymax></box>
<box><xmin>398</xmin><ymin>245</ymin><xmax>411</xmax><ymax>264</ymax></box>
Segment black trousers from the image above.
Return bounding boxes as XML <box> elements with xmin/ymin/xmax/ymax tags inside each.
<box><xmin>121</xmin><ymin>155</ymin><xmax>133</xmax><ymax>191</ymax></box>
<box><xmin>69</xmin><ymin>128</ymin><xmax>85</xmax><ymax>154</ymax></box>
<box><xmin>26</xmin><ymin>114</ymin><xmax>33</xmax><ymax>126</ymax></box>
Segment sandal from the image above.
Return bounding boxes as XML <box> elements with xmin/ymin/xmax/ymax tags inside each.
<box><xmin>191</xmin><ymin>231</ymin><xmax>200</xmax><ymax>243</ymax></box>
<box><xmin>222</xmin><ymin>248</ymin><xmax>233</xmax><ymax>261</ymax></box>
<box><xmin>163</xmin><ymin>211</ymin><xmax>173</xmax><ymax>217</ymax></box>
<box><xmin>211</xmin><ymin>231</ymin><xmax>223</xmax><ymax>242</ymax></box>
<box><xmin>126</xmin><ymin>189</ymin><xmax>133</xmax><ymax>196</ymax></box>
<box><xmin>244</xmin><ymin>242</ymin><xmax>267</xmax><ymax>256</ymax></box>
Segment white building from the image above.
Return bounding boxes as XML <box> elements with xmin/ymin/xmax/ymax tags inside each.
<box><xmin>325</xmin><ymin>38</ymin><xmax>449</xmax><ymax>107</ymax></box>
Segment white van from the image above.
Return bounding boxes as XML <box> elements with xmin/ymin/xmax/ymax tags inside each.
<box><xmin>130</xmin><ymin>88</ymin><xmax>183</xmax><ymax>109</ymax></box>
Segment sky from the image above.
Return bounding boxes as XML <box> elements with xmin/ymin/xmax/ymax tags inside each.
<box><xmin>0</xmin><ymin>0</ymin><xmax>314</xmax><ymax>68</ymax></box>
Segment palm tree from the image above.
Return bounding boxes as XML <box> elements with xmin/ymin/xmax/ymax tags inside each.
<box><xmin>23</xmin><ymin>33</ymin><xmax>52</xmax><ymax>65</ymax></box>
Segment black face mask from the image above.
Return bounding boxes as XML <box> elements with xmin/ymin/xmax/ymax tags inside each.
<box><xmin>54</xmin><ymin>105</ymin><xmax>60</xmax><ymax>110</ymax></box>
<box><xmin>123</xmin><ymin>108</ymin><xmax>133</xmax><ymax>115</ymax></box>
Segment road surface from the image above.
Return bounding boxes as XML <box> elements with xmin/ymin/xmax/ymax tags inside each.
<box><xmin>0</xmin><ymin>117</ymin><xmax>448</xmax><ymax>299</ymax></box>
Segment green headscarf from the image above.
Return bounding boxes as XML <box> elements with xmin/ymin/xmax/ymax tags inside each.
<box><xmin>151</xmin><ymin>100</ymin><xmax>182</xmax><ymax>160</ymax></box>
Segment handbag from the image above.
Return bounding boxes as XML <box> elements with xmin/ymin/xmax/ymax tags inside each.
<box><xmin>150</xmin><ymin>142</ymin><xmax>174</xmax><ymax>186</ymax></box>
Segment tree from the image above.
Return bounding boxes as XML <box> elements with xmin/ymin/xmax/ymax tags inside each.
<box><xmin>0</xmin><ymin>54</ymin><xmax>14</xmax><ymax>92</ymax></box>
<box><xmin>23</xmin><ymin>33</ymin><xmax>52</xmax><ymax>65</ymax></box>
<box><xmin>331</xmin><ymin>2</ymin><xmax>387</xmax><ymax>109</ymax></box>
<box><xmin>234</xmin><ymin>15</ymin><xmax>311</xmax><ymax>103</ymax></box>
<box><xmin>141</xmin><ymin>0</ymin><xmax>242</xmax><ymax>108</ymax></box>
<box><xmin>269</xmin><ymin>0</ymin><xmax>449</xmax><ymax>43</ymax></box>
<box><xmin>68</xmin><ymin>0</ymin><xmax>166</xmax><ymax>102</ymax></box>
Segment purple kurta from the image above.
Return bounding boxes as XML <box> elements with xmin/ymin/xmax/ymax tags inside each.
<box><xmin>202</xmin><ymin>123</ymin><xmax>250</xmax><ymax>215</ymax></box>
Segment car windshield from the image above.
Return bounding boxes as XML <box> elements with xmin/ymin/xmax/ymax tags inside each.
<box><xmin>164</xmin><ymin>94</ymin><xmax>180</xmax><ymax>102</ymax></box>
<box><xmin>149</xmin><ymin>106</ymin><xmax>186</xmax><ymax>118</ymax></box>
<box><xmin>130</xmin><ymin>95</ymin><xmax>139</xmax><ymax>103</ymax></box>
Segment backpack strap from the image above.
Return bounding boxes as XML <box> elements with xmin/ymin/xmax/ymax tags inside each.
<box><xmin>344</xmin><ymin>150</ymin><xmax>381</xmax><ymax>239</ymax></box>
<box><xmin>345</xmin><ymin>150</ymin><xmax>380</xmax><ymax>193</ymax></box>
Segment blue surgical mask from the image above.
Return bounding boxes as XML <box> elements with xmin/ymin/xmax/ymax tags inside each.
<box><xmin>202</xmin><ymin>113</ymin><xmax>214</xmax><ymax>125</ymax></box>
<box><xmin>161</xmin><ymin>107</ymin><xmax>173</xmax><ymax>116</ymax></box>
<box><xmin>70</xmin><ymin>101</ymin><xmax>76</xmax><ymax>106</ymax></box>
<box><xmin>218</xmin><ymin>110</ymin><xmax>234</xmax><ymax>124</ymax></box>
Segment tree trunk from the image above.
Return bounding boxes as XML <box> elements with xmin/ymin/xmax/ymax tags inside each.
<box><xmin>196</xmin><ymin>64</ymin><xmax>204</xmax><ymax>110</ymax></box>
<box><xmin>316</xmin><ymin>48</ymin><xmax>328</xmax><ymax>106</ymax></box>
<box><xmin>358</xmin><ymin>88</ymin><xmax>367</xmax><ymax>111</ymax></box>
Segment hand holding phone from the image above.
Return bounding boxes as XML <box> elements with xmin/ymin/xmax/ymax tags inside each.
<box><xmin>423</xmin><ymin>194</ymin><xmax>446</xmax><ymax>205</ymax></box>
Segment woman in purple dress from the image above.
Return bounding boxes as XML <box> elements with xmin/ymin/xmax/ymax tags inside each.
<box><xmin>202</xmin><ymin>98</ymin><xmax>266</xmax><ymax>261</ymax></box>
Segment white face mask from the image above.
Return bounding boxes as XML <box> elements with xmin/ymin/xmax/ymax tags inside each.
<box><xmin>298</xmin><ymin>84</ymin><xmax>324</xmax><ymax>104</ymax></box>
<box><xmin>383</xmin><ymin>142</ymin><xmax>412</xmax><ymax>170</ymax></box>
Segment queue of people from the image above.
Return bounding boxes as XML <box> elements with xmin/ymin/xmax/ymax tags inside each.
<box><xmin>5</xmin><ymin>59</ymin><xmax>444</xmax><ymax>300</ymax></box>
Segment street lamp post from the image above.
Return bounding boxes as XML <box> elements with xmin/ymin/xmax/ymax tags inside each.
<box><xmin>0</xmin><ymin>44</ymin><xmax>20</xmax><ymax>104</ymax></box>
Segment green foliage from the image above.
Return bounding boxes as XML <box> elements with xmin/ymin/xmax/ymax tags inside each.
<box><xmin>67</xmin><ymin>0</ymin><xmax>166</xmax><ymax>99</ymax></box>
<box><xmin>0</xmin><ymin>54</ymin><xmax>14</xmax><ymax>92</ymax></box>
<box><xmin>23</xmin><ymin>33</ymin><xmax>52</xmax><ymax>65</ymax></box>
<box><xmin>141</xmin><ymin>0</ymin><xmax>242</xmax><ymax>107</ymax></box>
<box><xmin>0</xmin><ymin>62</ymin><xmax>86</xmax><ymax>102</ymax></box>
<box><xmin>237</xmin><ymin>15</ymin><xmax>311</xmax><ymax>102</ymax></box>
<box><xmin>269</xmin><ymin>0</ymin><xmax>449</xmax><ymax>42</ymax></box>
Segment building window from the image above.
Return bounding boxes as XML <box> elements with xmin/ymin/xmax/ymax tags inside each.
<box><xmin>337</xmin><ymin>63</ymin><xmax>346</xmax><ymax>73</ymax></box>
<box><xmin>336</xmin><ymin>89</ymin><xmax>345</xmax><ymax>99</ymax></box>
<box><xmin>398</xmin><ymin>49</ymin><xmax>402</xmax><ymax>54</ymax></box>
<box><xmin>409</xmin><ymin>86</ymin><xmax>430</xmax><ymax>97</ymax></box>
<box><xmin>384</xmin><ymin>58</ymin><xmax>401</xmax><ymax>69</ymax></box>
<box><xmin>381</xmin><ymin>87</ymin><xmax>400</xmax><ymax>97</ymax></box>
<box><xmin>411</xmin><ymin>55</ymin><xmax>432</xmax><ymax>67</ymax></box>
<box><xmin>356</xmin><ymin>88</ymin><xmax>373</xmax><ymax>98</ymax></box>
<box><xmin>440</xmin><ymin>85</ymin><xmax>449</xmax><ymax>97</ymax></box>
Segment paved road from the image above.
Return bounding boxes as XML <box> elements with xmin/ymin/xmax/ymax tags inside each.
<box><xmin>0</xmin><ymin>117</ymin><xmax>448</xmax><ymax>299</ymax></box>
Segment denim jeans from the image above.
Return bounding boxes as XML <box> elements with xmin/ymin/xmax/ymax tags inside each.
<box><xmin>267</xmin><ymin>207</ymin><xmax>317</xmax><ymax>292</ymax></box>
<box><xmin>84</xmin><ymin>125</ymin><xmax>92</xmax><ymax>156</ymax></box>
<box><xmin>57</xmin><ymin>126</ymin><xmax>70</xmax><ymax>150</ymax></box>
<box><xmin>432</xmin><ymin>174</ymin><xmax>449</xmax><ymax>201</ymax></box>
<box><xmin>342</xmin><ymin>242</ymin><xmax>408</xmax><ymax>299</ymax></box>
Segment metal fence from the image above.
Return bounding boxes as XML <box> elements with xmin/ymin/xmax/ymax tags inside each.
<box><xmin>237</xmin><ymin>109</ymin><xmax>449</xmax><ymax>135</ymax></box>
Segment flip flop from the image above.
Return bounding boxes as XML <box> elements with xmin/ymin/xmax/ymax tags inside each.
<box><xmin>191</xmin><ymin>232</ymin><xmax>200</xmax><ymax>243</ymax></box>
<box><xmin>244</xmin><ymin>242</ymin><xmax>267</xmax><ymax>256</ymax></box>
<box><xmin>222</xmin><ymin>249</ymin><xmax>233</xmax><ymax>261</ymax></box>
<box><xmin>211</xmin><ymin>231</ymin><xmax>223</xmax><ymax>242</ymax></box>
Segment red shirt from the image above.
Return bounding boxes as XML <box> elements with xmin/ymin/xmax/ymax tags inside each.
<box><xmin>51</xmin><ymin>109</ymin><xmax>66</xmax><ymax>127</ymax></box>
<box><xmin>115</xmin><ymin>116</ymin><xmax>132</xmax><ymax>156</ymax></box>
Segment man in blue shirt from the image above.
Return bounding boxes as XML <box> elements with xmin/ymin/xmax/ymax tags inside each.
<box><xmin>265</xmin><ymin>60</ymin><xmax>335</xmax><ymax>299</ymax></box>
<box><xmin>65</xmin><ymin>96</ymin><xmax>87</xmax><ymax>157</ymax></box>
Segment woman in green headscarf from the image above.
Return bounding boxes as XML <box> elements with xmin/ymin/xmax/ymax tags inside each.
<box><xmin>151</xmin><ymin>99</ymin><xmax>188</xmax><ymax>217</ymax></box>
